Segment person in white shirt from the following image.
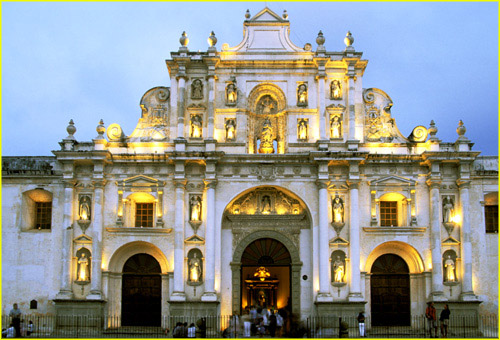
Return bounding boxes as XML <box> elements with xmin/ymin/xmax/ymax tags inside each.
<box><xmin>187</xmin><ymin>323</ymin><xmax>196</xmax><ymax>338</ymax></box>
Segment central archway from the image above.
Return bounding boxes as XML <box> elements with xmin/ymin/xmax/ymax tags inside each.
<box><xmin>121</xmin><ymin>253</ymin><xmax>162</xmax><ymax>326</ymax></box>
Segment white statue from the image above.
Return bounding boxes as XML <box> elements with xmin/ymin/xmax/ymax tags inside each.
<box><xmin>330</xmin><ymin>116</ymin><xmax>341</xmax><ymax>138</ymax></box>
<box><xmin>261</xmin><ymin>195</ymin><xmax>272</xmax><ymax>214</ymax></box>
<box><xmin>190</xmin><ymin>196</ymin><xmax>202</xmax><ymax>221</ymax></box>
<box><xmin>77</xmin><ymin>253</ymin><xmax>89</xmax><ymax>281</ymax></box>
<box><xmin>443</xmin><ymin>196</ymin><xmax>454</xmax><ymax>223</ymax></box>
<box><xmin>298</xmin><ymin>119</ymin><xmax>308</xmax><ymax>140</ymax></box>
<box><xmin>332</xmin><ymin>196</ymin><xmax>344</xmax><ymax>223</ymax></box>
<box><xmin>79</xmin><ymin>196</ymin><xmax>91</xmax><ymax>220</ymax></box>
<box><xmin>191</xmin><ymin>115</ymin><xmax>202</xmax><ymax>138</ymax></box>
<box><xmin>226</xmin><ymin>84</ymin><xmax>237</xmax><ymax>104</ymax></box>
<box><xmin>333</xmin><ymin>256</ymin><xmax>344</xmax><ymax>283</ymax></box>
<box><xmin>189</xmin><ymin>253</ymin><xmax>202</xmax><ymax>282</ymax></box>
<box><xmin>331</xmin><ymin>80</ymin><xmax>342</xmax><ymax>100</ymax></box>
<box><xmin>226</xmin><ymin>119</ymin><xmax>236</xmax><ymax>140</ymax></box>
<box><xmin>444</xmin><ymin>255</ymin><xmax>456</xmax><ymax>282</ymax></box>
<box><xmin>297</xmin><ymin>84</ymin><xmax>307</xmax><ymax>104</ymax></box>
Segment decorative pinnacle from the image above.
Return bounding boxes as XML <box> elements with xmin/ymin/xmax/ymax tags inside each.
<box><xmin>179</xmin><ymin>31</ymin><xmax>189</xmax><ymax>47</ymax></box>
<box><xmin>316</xmin><ymin>30</ymin><xmax>325</xmax><ymax>46</ymax></box>
<box><xmin>245</xmin><ymin>9</ymin><xmax>250</xmax><ymax>19</ymax></box>
<box><xmin>456</xmin><ymin>120</ymin><xmax>467</xmax><ymax>139</ymax></box>
<box><xmin>344</xmin><ymin>31</ymin><xmax>354</xmax><ymax>47</ymax></box>
<box><xmin>96</xmin><ymin>119</ymin><xmax>105</xmax><ymax>139</ymax></box>
<box><xmin>208</xmin><ymin>31</ymin><xmax>217</xmax><ymax>47</ymax></box>
<box><xmin>66</xmin><ymin>119</ymin><xmax>76</xmax><ymax>140</ymax></box>
<box><xmin>282</xmin><ymin>10</ymin><xmax>288</xmax><ymax>20</ymax></box>
<box><xmin>428</xmin><ymin>120</ymin><xmax>438</xmax><ymax>139</ymax></box>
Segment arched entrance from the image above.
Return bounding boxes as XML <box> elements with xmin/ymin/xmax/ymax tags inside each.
<box><xmin>370</xmin><ymin>254</ymin><xmax>410</xmax><ymax>326</ymax></box>
<box><xmin>122</xmin><ymin>253</ymin><xmax>162</xmax><ymax>326</ymax></box>
<box><xmin>240</xmin><ymin>238</ymin><xmax>291</xmax><ymax>312</ymax></box>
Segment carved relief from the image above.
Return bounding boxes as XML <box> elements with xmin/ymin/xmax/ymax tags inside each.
<box><xmin>363</xmin><ymin>88</ymin><xmax>399</xmax><ymax>142</ymax></box>
<box><xmin>128</xmin><ymin>87</ymin><xmax>170</xmax><ymax>141</ymax></box>
<box><xmin>257</xmin><ymin>95</ymin><xmax>278</xmax><ymax>115</ymax></box>
<box><xmin>191</xmin><ymin>79</ymin><xmax>203</xmax><ymax>100</ymax></box>
<box><xmin>229</xmin><ymin>187</ymin><xmax>302</xmax><ymax>216</ymax></box>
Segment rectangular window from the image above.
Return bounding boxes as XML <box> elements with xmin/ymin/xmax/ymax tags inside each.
<box><xmin>485</xmin><ymin>205</ymin><xmax>498</xmax><ymax>233</ymax></box>
<box><xmin>380</xmin><ymin>201</ymin><xmax>398</xmax><ymax>227</ymax></box>
<box><xmin>135</xmin><ymin>203</ymin><xmax>154</xmax><ymax>228</ymax></box>
<box><xmin>35</xmin><ymin>202</ymin><xmax>52</xmax><ymax>229</ymax></box>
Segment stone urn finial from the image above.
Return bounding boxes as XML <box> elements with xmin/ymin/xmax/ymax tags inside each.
<box><xmin>96</xmin><ymin>119</ymin><xmax>105</xmax><ymax>139</ymax></box>
<box><xmin>456</xmin><ymin>120</ymin><xmax>466</xmax><ymax>138</ymax></box>
<box><xmin>316</xmin><ymin>30</ymin><xmax>325</xmax><ymax>46</ymax></box>
<box><xmin>180</xmin><ymin>31</ymin><xmax>189</xmax><ymax>47</ymax></box>
<box><xmin>344</xmin><ymin>31</ymin><xmax>354</xmax><ymax>47</ymax></box>
<box><xmin>245</xmin><ymin>9</ymin><xmax>251</xmax><ymax>19</ymax></box>
<box><xmin>428</xmin><ymin>120</ymin><xmax>438</xmax><ymax>139</ymax></box>
<box><xmin>66</xmin><ymin>119</ymin><xmax>76</xmax><ymax>139</ymax></box>
<box><xmin>282</xmin><ymin>10</ymin><xmax>288</xmax><ymax>20</ymax></box>
<box><xmin>208</xmin><ymin>31</ymin><xmax>217</xmax><ymax>47</ymax></box>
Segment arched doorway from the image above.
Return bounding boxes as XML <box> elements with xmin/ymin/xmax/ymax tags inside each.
<box><xmin>240</xmin><ymin>238</ymin><xmax>291</xmax><ymax>312</ymax></box>
<box><xmin>370</xmin><ymin>254</ymin><xmax>411</xmax><ymax>326</ymax></box>
<box><xmin>122</xmin><ymin>253</ymin><xmax>162</xmax><ymax>326</ymax></box>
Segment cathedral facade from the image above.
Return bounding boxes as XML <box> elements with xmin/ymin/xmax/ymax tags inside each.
<box><xmin>2</xmin><ymin>8</ymin><xmax>498</xmax><ymax>326</ymax></box>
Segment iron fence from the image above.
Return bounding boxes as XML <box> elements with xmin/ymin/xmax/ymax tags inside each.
<box><xmin>1</xmin><ymin>313</ymin><xmax>497</xmax><ymax>338</ymax></box>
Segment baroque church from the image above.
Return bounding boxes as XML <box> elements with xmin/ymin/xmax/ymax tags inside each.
<box><xmin>2</xmin><ymin>7</ymin><xmax>498</xmax><ymax>327</ymax></box>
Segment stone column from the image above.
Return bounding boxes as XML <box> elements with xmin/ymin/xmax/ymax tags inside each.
<box><xmin>89</xmin><ymin>180</ymin><xmax>105</xmax><ymax>299</ymax></box>
<box><xmin>202</xmin><ymin>180</ymin><xmax>217</xmax><ymax>301</ymax></box>
<box><xmin>56</xmin><ymin>181</ymin><xmax>74</xmax><ymax>299</ymax></box>
<box><xmin>206</xmin><ymin>75</ymin><xmax>215</xmax><ymax>139</ymax></box>
<box><xmin>316</xmin><ymin>180</ymin><xmax>332</xmax><ymax>301</ymax></box>
<box><xmin>318</xmin><ymin>76</ymin><xmax>327</xmax><ymax>140</ymax></box>
<box><xmin>426</xmin><ymin>179</ymin><xmax>445</xmax><ymax>299</ymax></box>
<box><xmin>347</xmin><ymin>180</ymin><xmax>363</xmax><ymax>301</ymax></box>
<box><xmin>347</xmin><ymin>75</ymin><xmax>356</xmax><ymax>141</ymax></box>
<box><xmin>171</xmin><ymin>180</ymin><xmax>186</xmax><ymax>301</ymax></box>
<box><xmin>457</xmin><ymin>180</ymin><xmax>476</xmax><ymax>300</ymax></box>
<box><xmin>176</xmin><ymin>76</ymin><xmax>187</xmax><ymax>139</ymax></box>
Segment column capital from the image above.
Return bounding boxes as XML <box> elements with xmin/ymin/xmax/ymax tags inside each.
<box><xmin>347</xmin><ymin>179</ymin><xmax>360</xmax><ymax>189</ymax></box>
<box><xmin>62</xmin><ymin>180</ymin><xmax>77</xmax><ymax>188</ymax></box>
<box><xmin>174</xmin><ymin>179</ymin><xmax>187</xmax><ymax>189</ymax></box>
<box><xmin>204</xmin><ymin>179</ymin><xmax>218</xmax><ymax>189</ymax></box>
<box><xmin>315</xmin><ymin>180</ymin><xmax>330</xmax><ymax>190</ymax></box>
<box><xmin>456</xmin><ymin>179</ymin><xmax>471</xmax><ymax>189</ymax></box>
<box><xmin>92</xmin><ymin>179</ymin><xmax>107</xmax><ymax>189</ymax></box>
<box><xmin>426</xmin><ymin>178</ymin><xmax>442</xmax><ymax>189</ymax></box>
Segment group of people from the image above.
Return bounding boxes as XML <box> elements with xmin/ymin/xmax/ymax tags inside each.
<box><xmin>2</xmin><ymin>304</ymin><xmax>34</xmax><ymax>338</ymax></box>
<box><xmin>170</xmin><ymin>318</ymin><xmax>207</xmax><ymax>338</ymax></box>
<box><xmin>426</xmin><ymin>302</ymin><xmax>451</xmax><ymax>338</ymax></box>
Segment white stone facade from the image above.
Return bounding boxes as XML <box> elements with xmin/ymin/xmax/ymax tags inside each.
<box><xmin>2</xmin><ymin>8</ymin><xmax>498</xmax><ymax>323</ymax></box>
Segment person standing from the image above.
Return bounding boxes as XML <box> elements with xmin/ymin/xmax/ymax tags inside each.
<box><xmin>426</xmin><ymin>302</ymin><xmax>438</xmax><ymax>338</ymax></box>
<box><xmin>357</xmin><ymin>311</ymin><xmax>366</xmax><ymax>337</ymax></box>
<box><xmin>440</xmin><ymin>304</ymin><xmax>451</xmax><ymax>338</ymax></box>
<box><xmin>187</xmin><ymin>323</ymin><xmax>196</xmax><ymax>338</ymax></box>
<box><xmin>9</xmin><ymin>303</ymin><xmax>21</xmax><ymax>338</ymax></box>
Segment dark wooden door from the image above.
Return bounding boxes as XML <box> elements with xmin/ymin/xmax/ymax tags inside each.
<box><xmin>122</xmin><ymin>254</ymin><xmax>161</xmax><ymax>326</ymax></box>
<box><xmin>370</xmin><ymin>254</ymin><xmax>411</xmax><ymax>326</ymax></box>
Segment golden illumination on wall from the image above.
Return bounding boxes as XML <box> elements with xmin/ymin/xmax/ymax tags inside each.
<box><xmin>254</xmin><ymin>266</ymin><xmax>271</xmax><ymax>281</ymax></box>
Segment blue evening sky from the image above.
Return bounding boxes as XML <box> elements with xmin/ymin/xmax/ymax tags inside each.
<box><xmin>2</xmin><ymin>2</ymin><xmax>498</xmax><ymax>156</ymax></box>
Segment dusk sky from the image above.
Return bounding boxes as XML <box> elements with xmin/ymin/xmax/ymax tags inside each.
<box><xmin>2</xmin><ymin>2</ymin><xmax>498</xmax><ymax>156</ymax></box>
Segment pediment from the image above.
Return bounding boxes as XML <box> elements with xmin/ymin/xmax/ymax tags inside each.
<box><xmin>370</xmin><ymin>175</ymin><xmax>415</xmax><ymax>187</ymax></box>
<box><xmin>185</xmin><ymin>235</ymin><xmax>205</xmax><ymax>244</ymax></box>
<box><xmin>249</xmin><ymin>7</ymin><xmax>286</xmax><ymax>23</ymax></box>
<box><xmin>74</xmin><ymin>234</ymin><xmax>92</xmax><ymax>243</ymax></box>
<box><xmin>329</xmin><ymin>237</ymin><xmax>349</xmax><ymax>246</ymax></box>
<box><xmin>442</xmin><ymin>236</ymin><xmax>460</xmax><ymax>245</ymax></box>
<box><xmin>120</xmin><ymin>175</ymin><xmax>160</xmax><ymax>186</ymax></box>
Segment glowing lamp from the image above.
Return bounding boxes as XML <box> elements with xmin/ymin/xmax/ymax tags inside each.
<box><xmin>254</xmin><ymin>266</ymin><xmax>271</xmax><ymax>281</ymax></box>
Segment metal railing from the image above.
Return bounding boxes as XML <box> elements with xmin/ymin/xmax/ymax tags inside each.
<box><xmin>306</xmin><ymin>315</ymin><xmax>499</xmax><ymax>338</ymax></box>
<box><xmin>1</xmin><ymin>314</ymin><xmax>497</xmax><ymax>338</ymax></box>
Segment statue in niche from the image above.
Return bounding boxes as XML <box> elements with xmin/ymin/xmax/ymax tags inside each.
<box><xmin>79</xmin><ymin>195</ymin><xmax>91</xmax><ymax>221</ymax></box>
<box><xmin>257</xmin><ymin>289</ymin><xmax>267</xmax><ymax>308</ymax></box>
<box><xmin>261</xmin><ymin>195</ymin><xmax>272</xmax><ymax>214</ymax></box>
<box><xmin>190</xmin><ymin>196</ymin><xmax>202</xmax><ymax>221</ymax></box>
<box><xmin>191</xmin><ymin>79</ymin><xmax>203</xmax><ymax>99</ymax></box>
<box><xmin>332</xmin><ymin>196</ymin><xmax>344</xmax><ymax>223</ymax></box>
<box><xmin>298</xmin><ymin>119</ymin><xmax>308</xmax><ymax>140</ymax></box>
<box><xmin>331</xmin><ymin>80</ymin><xmax>342</xmax><ymax>100</ymax></box>
<box><xmin>226</xmin><ymin>84</ymin><xmax>237</xmax><ymax>104</ymax></box>
<box><xmin>443</xmin><ymin>196</ymin><xmax>455</xmax><ymax>223</ymax></box>
<box><xmin>188</xmin><ymin>252</ymin><xmax>202</xmax><ymax>282</ymax></box>
<box><xmin>333</xmin><ymin>256</ymin><xmax>345</xmax><ymax>283</ymax></box>
<box><xmin>190</xmin><ymin>115</ymin><xmax>202</xmax><ymax>138</ymax></box>
<box><xmin>225</xmin><ymin>118</ymin><xmax>236</xmax><ymax>140</ymax></box>
<box><xmin>257</xmin><ymin>95</ymin><xmax>277</xmax><ymax>115</ymax></box>
<box><xmin>258</xmin><ymin>118</ymin><xmax>275</xmax><ymax>153</ymax></box>
<box><xmin>444</xmin><ymin>255</ymin><xmax>456</xmax><ymax>282</ymax></box>
<box><xmin>330</xmin><ymin>115</ymin><xmax>342</xmax><ymax>138</ymax></box>
<box><xmin>297</xmin><ymin>84</ymin><xmax>308</xmax><ymax>106</ymax></box>
<box><xmin>77</xmin><ymin>253</ymin><xmax>90</xmax><ymax>282</ymax></box>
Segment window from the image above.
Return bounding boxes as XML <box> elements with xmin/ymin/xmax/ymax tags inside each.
<box><xmin>22</xmin><ymin>189</ymin><xmax>53</xmax><ymax>231</ymax></box>
<box><xmin>380</xmin><ymin>201</ymin><xmax>398</xmax><ymax>226</ymax></box>
<box><xmin>485</xmin><ymin>205</ymin><xmax>498</xmax><ymax>233</ymax></box>
<box><xmin>135</xmin><ymin>203</ymin><xmax>154</xmax><ymax>227</ymax></box>
<box><xmin>35</xmin><ymin>202</ymin><xmax>52</xmax><ymax>229</ymax></box>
